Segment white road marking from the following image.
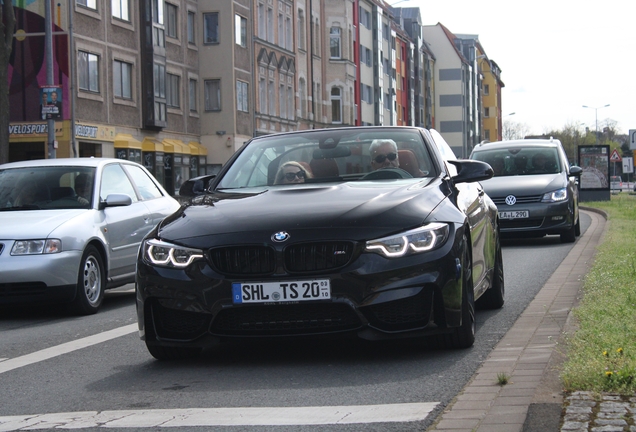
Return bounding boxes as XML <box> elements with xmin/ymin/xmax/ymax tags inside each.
<box><xmin>0</xmin><ymin>324</ymin><xmax>138</xmax><ymax>375</ymax></box>
<box><xmin>0</xmin><ymin>403</ymin><xmax>438</xmax><ymax>430</ymax></box>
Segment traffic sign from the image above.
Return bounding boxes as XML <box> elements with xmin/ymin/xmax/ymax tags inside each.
<box><xmin>610</xmin><ymin>149</ymin><xmax>622</xmax><ymax>162</ymax></box>
<box><xmin>623</xmin><ymin>157</ymin><xmax>633</xmax><ymax>174</ymax></box>
<box><xmin>630</xmin><ymin>129</ymin><xmax>636</xmax><ymax>150</ymax></box>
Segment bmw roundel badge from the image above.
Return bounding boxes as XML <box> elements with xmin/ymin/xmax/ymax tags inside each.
<box><xmin>272</xmin><ymin>231</ymin><xmax>290</xmax><ymax>242</ymax></box>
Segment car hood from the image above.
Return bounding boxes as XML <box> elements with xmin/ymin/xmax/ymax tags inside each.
<box><xmin>0</xmin><ymin>209</ymin><xmax>87</xmax><ymax>238</ymax></box>
<box><xmin>158</xmin><ymin>180</ymin><xmax>447</xmax><ymax>245</ymax></box>
<box><xmin>479</xmin><ymin>173</ymin><xmax>565</xmax><ymax>197</ymax></box>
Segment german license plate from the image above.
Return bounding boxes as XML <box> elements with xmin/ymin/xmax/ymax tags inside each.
<box><xmin>499</xmin><ymin>210</ymin><xmax>529</xmax><ymax>219</ymax></box>
<box><xmin>232</xmin><ymin>279</ymin><xmax>331</xmax><ymax>304</ymax></box>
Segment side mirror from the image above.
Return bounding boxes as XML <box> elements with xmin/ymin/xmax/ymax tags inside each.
<box><xmin>178</xmin><ymin>174</ymin><xmax>216</xmax><ymax>197</ymax></box>
<box><xmin>99</xmin><ymin>193</ymin><xmax>132</xmax><ymax>209</ymax></box>
<box><xmin>569</xmin><ymin>166</ymin><xmax>583</xmax><ymax>177</ymax></box>
<box><xmin>448</xmin><ymin>160</ymin><xmax>494</xmax><ymax>184</ymax></box>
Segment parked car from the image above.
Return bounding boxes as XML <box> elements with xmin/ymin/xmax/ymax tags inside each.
<box><xmin>136</xmin><ymin>126</ymin><xmax>504</xmax><ymax>360</ymax></box>
<box><xmin>610</xmin><ymin>176</ymin><xmax>622</xmax><ymax>193</ymax></box>
<box><xmin>469</xmin><ymin>138</ymin><xmax>582</xmax><ymax>243</ymax></box>
<box><xmin>0</xmin><ymin>158</ymin><xmax>181</xmax><ymax>314</ymax></box>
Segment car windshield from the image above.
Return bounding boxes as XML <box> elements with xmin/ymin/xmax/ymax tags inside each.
<box><xmin>471</xmin><ymin>147</ymin><xmax>561</xmax><ymax>176</ymax></box>
<box><xmin>0</xmin><ymin>166</ymin><xmax>96</xmax><ymax>211</ymax></box>
<box><xmin>217</xmin><ymin>128</ymin><xmax>435</xmax><ymax>190</ymax></box>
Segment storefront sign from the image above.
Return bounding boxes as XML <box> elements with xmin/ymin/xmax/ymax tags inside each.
<box><xmin>9</xmin><ymin>123</ymin><xmax>48</xmax><ymax>135</ymax></box>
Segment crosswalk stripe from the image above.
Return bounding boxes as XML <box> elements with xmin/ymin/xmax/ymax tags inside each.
<box><xmin>0</xmin><ymin>403</ymin><xmax>438</xmax><ymax>430</ymax></box>
<box><xmin>0</xmin><ymin>324</ymin><xmax>138</xmax><ymax>375</ymax></box>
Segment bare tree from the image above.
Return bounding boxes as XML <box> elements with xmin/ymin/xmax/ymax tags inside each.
<box><xmin>502</xmin><ymin>120</ymin><xmax>532</xmax><ymax>140</ymax></box>
<box><xmin>0</xmin><ymin>1</ymin><xmax>16</xmax><ymax>164</ymax></box>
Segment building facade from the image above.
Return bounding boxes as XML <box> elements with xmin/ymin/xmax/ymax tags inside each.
<box><xmin>6</xmin><ymin>0</ymin><xmax>505</xmax><ymax>189</ymax></box>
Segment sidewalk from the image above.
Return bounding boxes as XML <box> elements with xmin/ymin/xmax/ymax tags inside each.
<box><xmin>425</xmin><ymin>209</ymin><xmax>608</xmax><ymax>432</ymax></box>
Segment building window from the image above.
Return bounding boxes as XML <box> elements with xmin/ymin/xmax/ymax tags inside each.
<box><xmin>204</xmin><ymin>12</ymin><xmax>219</xmax><ymax>44</ymax></box>
<box><xmin>152</xmin><ymin>0</ymin><xmax>164</xmax><ymax>48</ymax></box>
<box><xmin>331</xmin><ymin>87</ymin><xmax>342</xmax><ymax>123</ymax></box>
<box><xmin>287</xmin><ymin>85</ymin><xmax>293</xmax><ymax>120</ymax></box>
<box><xmin>112</xmin><ymin>0</ymin><xmax>129</xmax><ymax>21</ymax></box>
<box><xmin>330</xmin><ymin>27</ymin><xmax>341</xmax><ymax>59</ymax></box>
<box><xmin>484</xmin><ymin>107</ymin><xmax>490</xmax><ymax>118</ymax></box>
<box><xmin>278</xmin><ymin>12</ymin><xmax>284</xmax><ymax>47</ymax></box>
<box><xmin>166</xmin><ymin>3</ymin><xmax>177</xmax><ymax>39</ymax></box>
<box><xmin>286</xmin><ymin>15</ymin><xmax>292</xmax><ymax>50</ymax></box>
<box><xmin>485</xmin><ymin>129</ymin><xmax>491</xmax><ymax>141</ymax></box>
<box><xmin>360</xmin><ymin>84</ymin><xmax>372</xmax><ymax>104</ymax></box>
<box><xmin>267</xmin><ymin>7</ymin><xmax>274</xmax><ymax>43</ymax></box>
<box><xmin>257</xmin><ymin>3</ymin><xmax>266</xmax><ymax>39</ymax></box>
<box><xmin>235</xmin><ymin>14</ymin><xmax>247</xmax><ymax>47</ymax></box>
<box><xmin>279</xmin><ymin>83</ymin><xmax>286</xmax><ymax>118</ymax></box>
<box><xmin>204</xmin><ymin>79</ymin><xmax>221</xmax><ymax>111</ymax></box>
<box><xmin>297</xmin><ymin>10</ymin><xmax>305</xmax><ymax>50</ymax></box>
<box><xmin>166</xmin><ymin>73</ymin><xmax>180</xmax><ymax>108</ymax></box>
<box><xmin>299</xmin><ymin>78</ymin><xmax>306</xmax><ymax>118</ymax></box>
<box><xmin>78</xmin><ymin>51</ymin><xmax>99</xmax><ymax>92</ymax></box>
<box><xmin>187</xmin><ymin>11</ymin><xmax>195</xmax><ymax>44</ymax></box>
<box><xmin>268</xmin><ymin>80</ymin><xmax>275</xmax><ymax>116</ymax></box>
<box><xmin>259</xmin><ymin>77</ymin><xmax>266</xmax><ymax>113</ymax></box>
<box><xmin>113</xmin><ymin>60</ymin><xmax>132</xmax><ymax>99</ymax></box>
<box><xmin>359</xmin><ymin>7</ymin><xmax>370</xmax><ymax>29</ymax></box>
<box><xmin>77</xmin><ymin>0</ymin><xmax>97</xmax><ymax>10</ymax></box>
<box><xmin>484</xmin><ymin>84</ymin><xmax>490</xmax><ymax>96</ymax></box>
<box><xmin>153</xmin><ymin>63</ymin><xmax>166</xmax><ymax>121</ymax></box>
<box><xmin>189</xmin><ymin>79</ymin><xmax>197</xmax><ymax>112</ymax></box>
<box><xmin>360</xmin><ymin>46</ymin><xmax>372</xmax><ymax>67</ymax></box>
<box><xmin>236</xmin><ymin>80</ymin><xmax>248</xmax><ymax>112</ymax></box>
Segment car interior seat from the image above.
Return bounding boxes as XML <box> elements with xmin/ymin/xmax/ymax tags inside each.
<box><xmin>397</xmin><ymin>149</ymin><xmax>424</xmax><ymax>177</ymax></box>
<box><xmin>309</xmin><ymin>158</ymin><xmax>339</xmax><ymax>178</ymax></box>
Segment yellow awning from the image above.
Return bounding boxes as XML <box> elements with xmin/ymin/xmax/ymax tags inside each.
<box><xmin>188</xmin><ymin>141</ymin><xmax>208</xmax><ymax>156</ymax></box>
<box><xmin>141</xmin><ymin>137</ymin><xmax>164</xmax><ymax>152</ymax></box>
<box><xmin>162</xmin><ymin>138</ymin><xmax>190</xmax><ymax>154</ymax></box>
<box><xmin>114</xmin><ymin>133</ymin><xmax>142</xmax><ymax>149</ymax></box>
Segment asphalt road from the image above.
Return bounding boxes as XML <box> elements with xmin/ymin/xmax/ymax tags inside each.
<box><xmin>0</xmin><ymin>213</ymin><xmax>591</xmax><ymax>432</ymax></box>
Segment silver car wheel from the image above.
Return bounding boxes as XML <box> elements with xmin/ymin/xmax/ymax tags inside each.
<box><xmin>82</xmin><ymin>255</ymin><xmax>102</xmax><ymax>305</ymax></box>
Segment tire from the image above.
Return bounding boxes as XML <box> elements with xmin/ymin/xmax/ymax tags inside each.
<box><xmin>446</xmin><ymin>237</ymin><xmax>476</xmax><ymax>349</ymax></box>
<box><xmin>477</xmin><ymin>233</ymin><xmax>505</xmax><ymax>310</ymax></box>
<box><xmin>146</xmin><ymin>343</ymin><xmax>202</xmax><ymax>361</ymax></box>
<box><xmin>70</xmin><ymin>245</ymin><xmax>105</xmax><ymax>315</ymax></box>
<box><xmin>560</xmin><ymin>221</ymin><xmax>576</xmax><ymax>243</ymax></box>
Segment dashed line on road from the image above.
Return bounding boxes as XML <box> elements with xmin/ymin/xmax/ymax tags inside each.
<box><xmin>0</xmin><ymin>403</ymin><xmax>439</xmax><ymax>430</ymax></box>
<box><xmin>0</xmin><ymin>324</ymin><xmax>138</xmax><ymax>375</ymax></box>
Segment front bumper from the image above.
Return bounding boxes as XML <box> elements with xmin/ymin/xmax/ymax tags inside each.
<box><xmin>136</xmin><ymin>236</ymin><xmax>465</xmax><ymax>347</ymax></box>
<box><xmin>495</xmin><ymin>200</ymin><xmax>574</xmax><ymax>236</ymax></box>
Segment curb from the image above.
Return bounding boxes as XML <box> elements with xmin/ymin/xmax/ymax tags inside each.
<box><xmin>426</xmin><ymin>209</ymin><xmax>608</xmax><ymax>432</ymax></box>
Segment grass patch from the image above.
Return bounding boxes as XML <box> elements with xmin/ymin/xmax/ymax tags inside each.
<box><xmin>561</xmin><ymin>193</ymin><xmax>636</xmax><ymax>393</ymax></box>
<box><xmin>496</xmin><ymin>372</ymin><xmax>510</xmax><ymax>386</ymax></box>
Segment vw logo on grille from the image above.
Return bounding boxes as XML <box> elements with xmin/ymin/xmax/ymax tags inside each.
<box><xmin>272</xmin><ymin>231</ymin><xmax>290</xmax><ymax>242</ymax></box>
<box><xmin>505</xmin><ymin>195</ymin><xmax>517</xmax><ymax>206</ymax></box>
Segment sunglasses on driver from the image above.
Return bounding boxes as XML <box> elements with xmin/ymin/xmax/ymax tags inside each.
<box><xmin>283</xmin><ymin>170</ymin><xmax>306</xmax><ymax>181</ymax></box>
<box><xmin>373</xmin><ymin>152</ymin><xmax>398</xmax><ymax>164</ymax></box>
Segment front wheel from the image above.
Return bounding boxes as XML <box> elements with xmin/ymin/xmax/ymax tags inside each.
<box><xmin>560</xmin><ymin>221</ymin><xmax>576</xmax><ymax>243</ymax></box>
<box><xmin>69</xmin><ymin>245</ymin><xmax>104</xmax><ymax>315</ymax></box>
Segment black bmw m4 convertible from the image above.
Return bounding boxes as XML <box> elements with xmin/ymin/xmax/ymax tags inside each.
<box><xmin>136</xmin><ymin>126</ymin><xmax>504</xmax><ymax>360</ymax></box>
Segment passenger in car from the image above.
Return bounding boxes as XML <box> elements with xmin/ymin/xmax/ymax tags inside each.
<box><xmin>274</xmin><ymin>161</ymin><xmax>313</xmax><ymax>185</ymax></box>
<box><xmin>370</xmin><ymin>139</ymin><xmax>400</xmax><ymax>170</ymax></box>
<box><xmin>514</xmin><ymin>155</ymin><xmax>528</xmax><ymax>175</ymax></box>
<box><xmin>74</xmin><ymin>173</ymin><xmax>92</xmax><ymax>205</ymax></box>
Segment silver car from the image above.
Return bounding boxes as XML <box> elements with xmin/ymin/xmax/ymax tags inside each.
<box><xmin>0</xmin><ymin>158</ymin><xmax>180</xmax><ymax>314</ymax></box>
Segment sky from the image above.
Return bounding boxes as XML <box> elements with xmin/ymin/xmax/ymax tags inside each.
<box><xmin>395</xmin><ymin>0</ymin><xmax>636</xmax><ymax>135</ymax></box>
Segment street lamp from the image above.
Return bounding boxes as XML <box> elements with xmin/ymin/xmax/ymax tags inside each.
<box><xmin>582</xmin><ymin>104</ymin><xmax>610</xmax><ymax>144</ymax></box>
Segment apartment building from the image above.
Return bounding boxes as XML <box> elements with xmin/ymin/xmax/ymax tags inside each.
<box><xmin>6</xmin><ymin>0</ymin><xmax>504</xmax><ymax>185</ymax></box>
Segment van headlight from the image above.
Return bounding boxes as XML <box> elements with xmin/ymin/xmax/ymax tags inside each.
<box><xmin>366</xmin><ymin>223</ymin><xmax>449</xmax><ymax>258</ymax></box>
<box><xmin>143</xmin><ymin>239</ymin><xmax>204</xmax><ymax>268</ymax></box>
<box><xmin>541</xmin><ymin>188</ymin><xmax>567</xmax><ymax>203</ymax></box>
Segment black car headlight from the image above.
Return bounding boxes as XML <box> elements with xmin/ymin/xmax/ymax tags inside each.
<box><xmin>144</xmin><ymin>239</ymin><xmax>204</xmax><ymax>268</ymax></box>
<box><xmin>11</xmin><ymin>239</ymin><xmax>61</xmax><ymax>255</ymax></box>
<box><xmin>365</xmin><ymin>223</ymin><xmax>449</xmax><ymax>258</ymax></box>
<box><xmin>541</xmin><ymin>187</ymin><xmax>567</xmax><ymax>203</ymax></box>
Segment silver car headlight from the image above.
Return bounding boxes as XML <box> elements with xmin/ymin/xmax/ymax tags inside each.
<box><xmin>541</xmin><ymin>187</ymin><xmax>567</xmax><ymax>203</ymax></box>
<box><xmin>366</xmin><ymin>223</ymin><xmax>449</xmax><ymax>258</ymax></box>
<box><xmin>11</xmin><ymin>239</ymin><xmax>61</xmax><ymax>255</ymax></box>
<box><xmin>144</xmin><ymin>239</ymin><xmax>204</xmax><ymax>268</ymax></box>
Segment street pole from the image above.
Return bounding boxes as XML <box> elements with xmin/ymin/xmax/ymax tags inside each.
<box><xmin>45</xmin><ymin>0</ymin><xmax>56</xmax><ymax>159</ymax></box>
<box><xmin>582</xmin><ymin>104</ymin><xmax>610</xmax><ymax>145</ymax></box>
